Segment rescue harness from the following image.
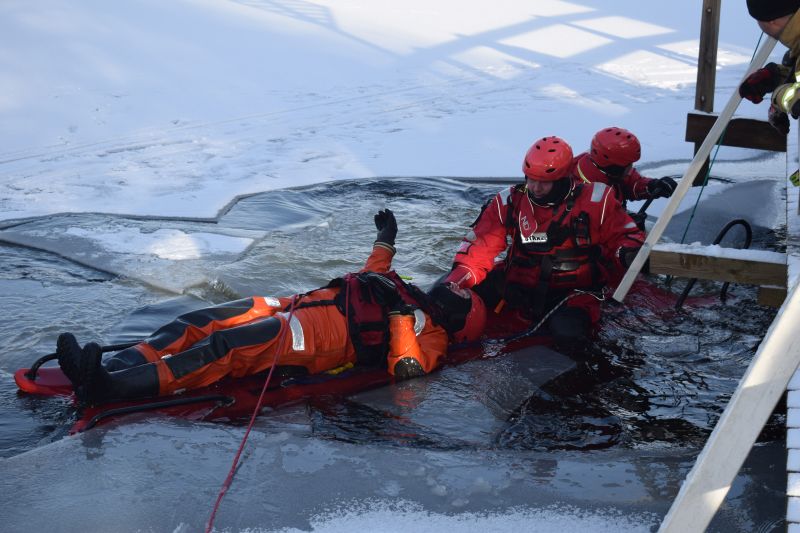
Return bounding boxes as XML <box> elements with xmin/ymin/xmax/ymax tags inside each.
<box><xmin>498</xmin><ymin>184</ymin><xmax>608</xmax><ymax>314</ymax></box>
<box><xmin>282</xmin><ymin>271</ymin><xmax>433</xmax><ymax>368</ymax></box>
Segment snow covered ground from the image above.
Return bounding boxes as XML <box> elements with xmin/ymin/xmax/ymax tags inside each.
<box><xmin>0</xmin><ymin>1</ymin><xmax>793</xmax><ymax>531</ymax></box>
<box><xmin>1</xmin><ymin>0</ymin><xmax>790</xmax><ymax>283</ymax></box>
<box><xmin>0</xmin><ymin>0</ymin><xmax>789</xmax><ymax>225</ymax></box>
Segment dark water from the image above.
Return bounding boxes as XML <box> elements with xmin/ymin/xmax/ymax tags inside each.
<box><xmin>219</xmin><ymin>178</ymin><xmax>780</xmax><ymax>453</ymax></box>
<box><xmin>297</xmin><ymin>281</ymin><xmax>778</xmax><ymax>453</ymax></box>
<box><xmin>0</xmin><ymin>178</ymin><xmax>782</xmax><ymax>449</ymax></box>
<box><xmin>0</xmin><ymin>177</ymin><xmax>786</xmax><ymax>529</ymax></box>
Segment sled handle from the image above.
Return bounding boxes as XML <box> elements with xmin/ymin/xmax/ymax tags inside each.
<box><xmin>25</xmin><ymin>341</ymin><xmax>142</xmax><ymax>381</ymax></box>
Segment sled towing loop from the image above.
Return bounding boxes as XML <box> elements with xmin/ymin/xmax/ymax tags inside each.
<box><xmin>24</xmin><ymin>341</ymin><xmax>140</xmax><ymax>381</ymax></box>
<box><xmin>674</xmin><ymin>218</ymin><xmax>753</xmax><ymax>310</ymax></box>
<box><xmin>22</xmin><ymin>340</ymin><xmax>237</xmax><ymax>432</ymax></box>
<box><xmin>78</xmin><ymin>395</ymin><xmax>235</xmax><ymax>432</ymax></box>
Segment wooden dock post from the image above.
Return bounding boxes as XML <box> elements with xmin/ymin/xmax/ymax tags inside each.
<box><xmin>691</xmin><ymin>0</ymin><xmax>721</xmax><ymax>185</ymax></box>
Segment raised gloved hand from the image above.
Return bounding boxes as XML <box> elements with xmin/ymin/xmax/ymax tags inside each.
<box><xmin>374</xmin><ymin>208</ymin><xmax>397</xmax><ymax>246</ymax></box>
<box><xmin>647</xmin><ymin>177</ymin><xmax>677</xmax><ymax>199</ymax></box>
<box><xmin>769</xmin><ymin>104</ymin><xmax>790</xmax><ymax>135</ymax></box>
<box><xmin>739</xmin><ymin>63</ymin><xmax>783</xmax><ymax>104</ymax></box>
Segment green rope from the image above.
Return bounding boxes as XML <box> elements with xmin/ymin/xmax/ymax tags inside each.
<box><xmin>678</xmin><ymin>32</ymin><xmax>765</xmax><ymax>244</ymax></box>
<box><xmin>678</xmin><ymin>129</ymin><xmax>726</xmax><ymax>243</ymax></box>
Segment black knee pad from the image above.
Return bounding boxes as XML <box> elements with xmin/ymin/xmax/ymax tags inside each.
<box><xmin>547</xmin><ymin>306</ymin><xmax>591</xmax><ymax>353</ymax></box>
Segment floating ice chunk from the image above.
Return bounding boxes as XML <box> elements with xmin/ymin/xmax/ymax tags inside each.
<box><xmin>430</xmin><ymin>484</ymin><xmax>448</xmax><ymax>497</ymax></box>
<box><xmin>633</xmin><ymin>334</ymin><xmax>699</xmax><ymax>356</ymax></box>
<box><xmin>471</xmin><ymin>477</ymin><xmax>492</xmax><ymax>494</ymax></box>
<box><xmin>451</xmin><ymin>497</ymin><xmax>469</xmax><ymax>507</ymax></box>
<box><xmin>64</xmin><ymin>226</ymin><xmax>252</xmax><ymax>260</ymax></box>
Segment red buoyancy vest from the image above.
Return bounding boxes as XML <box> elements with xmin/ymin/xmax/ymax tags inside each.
<box><xmin>450</xmin><ymin>180</ymin><xmax>643</xmax><ymax>314</ymax></box>
<box><xmin>502</xmin><ymin>184</ymin><xmax>609</xmax><ymax>292</ymax></box>
<box><xmin>331</xmin><ymin>271</ymin><xmax>431</xmax><ymax>367</ymax></box>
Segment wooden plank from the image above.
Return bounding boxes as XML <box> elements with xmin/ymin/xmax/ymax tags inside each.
<box><xmin>649</xmin><ymin>248</ymin><xmax>787</xmax><ymax>287</ymax></box>
<box><xmin>659</xmin><ymin>282</ymin><xmax>800</xmax><ymax>532</ymax></box>
<box><xmin>695</xmin><ymin>0</ymin><xmax>720</xmax><ymax>112</ymax></box>
<box><xmin>686</xmin><ymin>112</ymin><xmax>787</xmax><ymax>153</ymax></box>
<box><xmin>613</xmin><ymin>36</ymin><xmax>778</xmax><ymax>303</ymax></box>
<box><xmin>758</xmin><ymin>286</ymin><xmax>787</xmax><ymax>307</ymax></box>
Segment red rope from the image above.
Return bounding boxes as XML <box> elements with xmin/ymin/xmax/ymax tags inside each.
<box><xmin>205</xmin><ymin>295</ymin><xmax>298</xmax><ymax>532</ymax></box>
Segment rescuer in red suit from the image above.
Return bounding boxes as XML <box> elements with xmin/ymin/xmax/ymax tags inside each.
<box><xmin>56</xmin><ymin>210</ymin><xmax>487</xmax><ymax>404</ymax></box>
<box><xmin>443</xmin><ymin>136</ymin><xmax>645</xmax><ymax>352</ymax></box>
<box><xmin>571</xmin><ymin>127</ymin><xmax>677</xmax><ymax>216</ymax></box>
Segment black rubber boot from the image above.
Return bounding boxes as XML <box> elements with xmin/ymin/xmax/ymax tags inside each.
<box><xmin>393</xmin><ymin>358</ymin><xmax>425</xmax><ymax>381</ymax></box>
<box><xmin>56</xmin><ymin>332</ymin><xmax>84</xmax><ymax>387</ymax></box>
<box><xmin>546</xmin><ymin>306</ymin><xmax>591</xmax><ymax>355</ymax></box>
<box><xmin>74</xmin><ymin>342</ymin><xmax>110</xmax><ymax>405</ymax></box>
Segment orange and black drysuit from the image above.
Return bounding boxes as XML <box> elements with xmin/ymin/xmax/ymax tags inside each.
<box><xmin>445</xmin><ymin>181</ymin><xmax>644</xmax><ymax>347</ymax></box>
<box><xmin>99</xmin><ymin>244</ymin><xmax>448</xmax><ymax>400</ymax></box>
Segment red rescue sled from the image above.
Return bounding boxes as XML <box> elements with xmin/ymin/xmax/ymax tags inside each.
<box><xmin>14</xmin><ymin>278</ymin><xmax>710</xmax><ymax>433</ymax></box>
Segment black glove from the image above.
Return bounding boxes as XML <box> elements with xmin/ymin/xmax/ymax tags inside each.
<box><xmin>647</xmin><ymin>177</ymin><xmax>677</xmax><ymax>199</ymax></box>
<box><xmin>357</xmin><ymin>271</ymin><xmax>401</xmax><ymax>306</ymax></box>
<box><xmin>739</xmin><ymin>63</ymin><xmax>783</xmax><ymax>104</ymax></box>
<box><xmin>619</xmin><ymin>247</ymin><xmax>650</xmax><ymax>274</ymax></box>
<box><xmin>769</xmin><ymin>104</ymin><xmax>790</xmax><ymax>135</ymax></box>
<box><xmin>374</xmin><ymin>208</ymin><xmax>397</xmax><ymax>246</ymax></box>
<box><xmin>620</xmin><ymin>247</ymin><xmax>640</xmax><ymax>268</ymax></box>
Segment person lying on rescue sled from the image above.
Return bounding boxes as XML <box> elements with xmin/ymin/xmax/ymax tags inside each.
<box><xmin>55</xmin><ymin>209</ymin><xmax>487</xmax><ymax>405</ymax></box>
<box><xmin>442</xmin><ymin>136</ymin><xmax>645</xmax><ymax>353</ymax></box>
<box><xmin>571</xmin><ymin>127</ymin><xmax>677</xmax><ymax>229</ymax></box>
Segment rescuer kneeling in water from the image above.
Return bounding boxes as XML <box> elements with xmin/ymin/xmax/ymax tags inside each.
<box><xmin>442</xmin><ymin>136</ymin><xmax>645</xmax><ymax>353</ymax></box>
<box><xmin>571</xmin><ymin>127</ymin><xmax>677</xmax><ymax>207</ymax></box>
<box><xmin>55</xmin><ymin>209</ymin><xmax>487</xmax><ymax>405</ymax></box>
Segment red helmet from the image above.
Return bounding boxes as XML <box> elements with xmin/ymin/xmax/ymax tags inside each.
<box><xmin>427</xmin><ymin>284</ymin><xmax>487</xmax><ymax>343</ymax></box>
<box><xmin>451</xmin><ymin>289</ymin><xmax>487</xmax><ymax>343</ymax></box>
<box><xmin>590</xmin><ymin>127</ymin><xmax>641</xmax><ymax>167</ymax></box>
<box><xmin>522</xmin><ymin>136</ymin><xmax>573</xmax><ymax>181</ymax></box>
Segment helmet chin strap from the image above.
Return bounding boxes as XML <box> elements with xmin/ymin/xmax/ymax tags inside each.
<box><xmin>590</xmin><ymin>157</ymin><xmax>629</xmax><ymax>181</ymax></box>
